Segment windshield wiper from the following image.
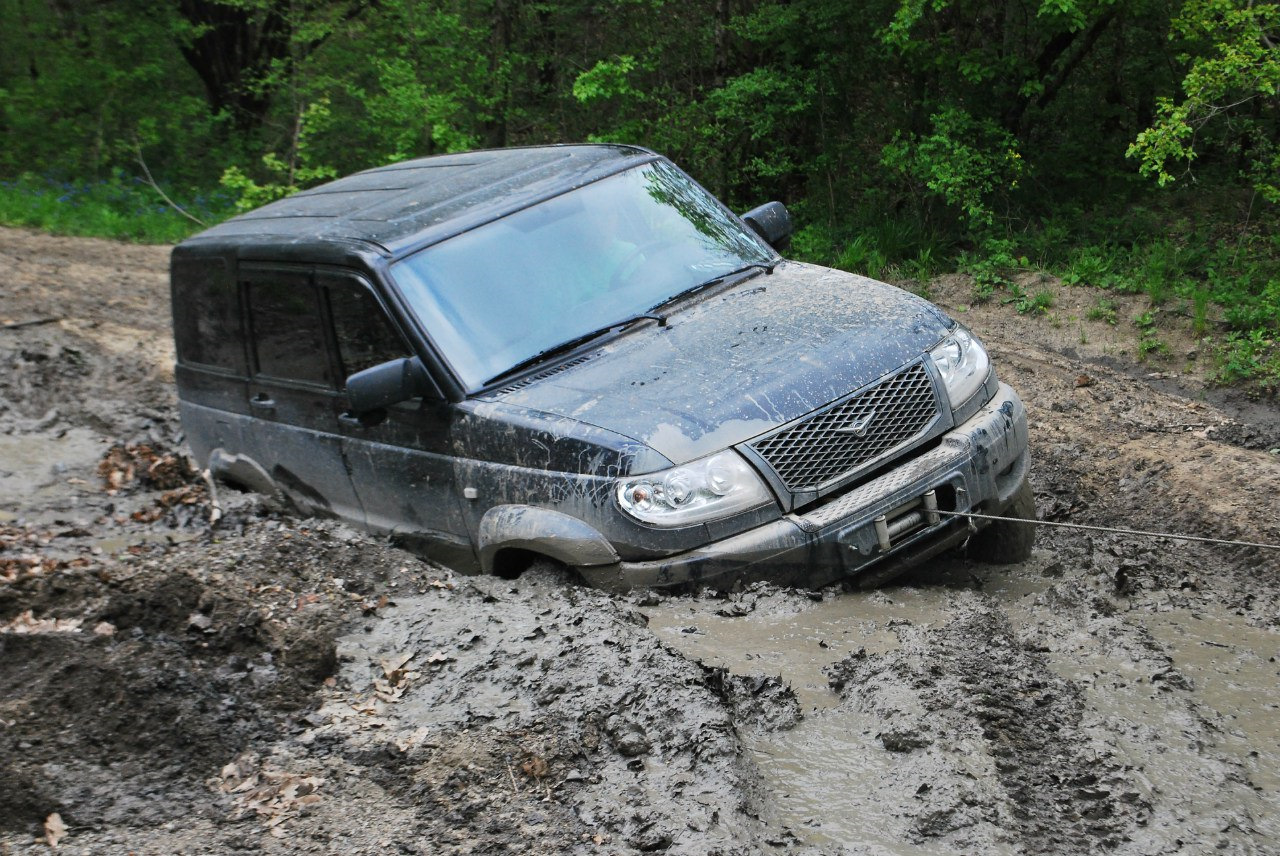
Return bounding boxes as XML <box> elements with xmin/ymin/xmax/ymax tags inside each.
<box><xmin>647</xmin><ymin>260</ymin><xmax>775</xmax><ymax>315</ymax></box>
<box><xmin>483</xmin><ymin>313</ymin><xmax>663</xmax><ymax>387</ymax></box>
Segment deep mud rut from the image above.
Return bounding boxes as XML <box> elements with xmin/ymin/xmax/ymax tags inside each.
<box><xmin>1</xmin><ymin>226</ymin><xmax>1278</xmax><ymax>855</ymax></box>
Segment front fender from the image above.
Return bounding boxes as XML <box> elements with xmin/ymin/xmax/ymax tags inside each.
<box><xmin>477</xmin><ymin>504</ymin><xmax>620</xmax><ymax>572</ymax></box>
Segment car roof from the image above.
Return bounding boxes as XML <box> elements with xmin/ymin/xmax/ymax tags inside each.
<box><xmin>182</xmin><ymin>144</ymin><xmax>657</xmax><ymax>260</ymax></box>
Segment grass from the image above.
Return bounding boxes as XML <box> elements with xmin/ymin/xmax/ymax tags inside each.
<box><xmin>0</xmin><ymin>173</ymin><xmax>232</xmax><ymax>243</ymax></box>
<box><xmin>1087</xmin><ymin>297</ymin><xmax>1119</xmax><ymax>325</ymax></box>
<box><xmin>1040</xmin><ymin>217</ymin><xmax>1279</xmax><ymax>389</ymax></box>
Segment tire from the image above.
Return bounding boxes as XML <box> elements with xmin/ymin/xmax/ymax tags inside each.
<box><xmin>966</xmin><ymin>478</ymin><xmax>1036</xmax><ymax>564</ymax></box>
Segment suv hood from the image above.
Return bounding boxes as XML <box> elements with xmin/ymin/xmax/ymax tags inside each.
<box><xmin>492</xmin><ymin>262</ymin><xmax>953</xmax><ymax>465</ymax></box>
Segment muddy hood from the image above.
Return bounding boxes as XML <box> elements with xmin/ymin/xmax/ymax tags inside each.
<box><xmin>496</xmin><ymin>262</ymin><xmax>954</xmax><ymax>465</ymax></box>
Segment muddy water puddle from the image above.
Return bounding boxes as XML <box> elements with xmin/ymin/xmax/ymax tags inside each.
<box><xmin>0</xmin><ymin>427</ymin><xmax>105</xmax><ymax>519</ymax></box>
<box><xmin>1142</xmin><ymin>608</ymin><xmax>1280</xmax><ymax>796</ymax></box>
<box><xmin>995</xmin><ymin>585</ymin><xmax>1280</xmax><ymax>850</ymax></box>
<box><xmin>644</xmin><ymin>558</ymin><xmax>1280</xmax><ymax>853</ymax></box>
<box><xmin>1104</xmin><ymin>606</ymin><xmax>1280</xmax><ymax>847</ymax></box>
<box><xmin>644</xmin><ymin>583</ymin><xmax>984</xmax><ymax>853</ymax></box>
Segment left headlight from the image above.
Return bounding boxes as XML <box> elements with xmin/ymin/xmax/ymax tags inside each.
<box><xmin>616</xmin><ymin>450</ymin><xmax>773</xmax><ymax>527</ymax></box>
<box><xmin>930</xmin><ymin>325</ymin><xmax>991</xmax><ymax>407</ymax></box>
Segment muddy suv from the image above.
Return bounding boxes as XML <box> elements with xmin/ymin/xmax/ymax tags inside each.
<box><xmin>171</xmin><ymin>144</ymin><xmax>1032</xmax><ymax>590</ymax></box>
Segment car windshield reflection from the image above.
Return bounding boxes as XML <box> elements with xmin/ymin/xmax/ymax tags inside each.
<box><xmin>390</xmin><ymin>160</ymin><xmax>774</xmax><ymax>390</ymax></box>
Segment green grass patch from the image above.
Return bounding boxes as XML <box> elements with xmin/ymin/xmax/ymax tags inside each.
<box><xmin>1087</xmin><ymin>297</ymin><xmax>1119</xmax><ymax>325</ymax></box>
<box><xmin>1218</xmin><ymin>330</ymin><xmax>1280</xmax><ymax>391</ymax></box>
<box><xmin>0</xmin><ymin>173</ymin><xmax>232</xmax><ymax>243</ymax></box>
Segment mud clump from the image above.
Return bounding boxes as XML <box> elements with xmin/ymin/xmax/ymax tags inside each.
<box><xmin>312</xmin><ymin>567</ymin><xmax>796</xmax><ymax>854</ymax></box>
<box><xmin>0</xmin><ymin>516</ymin><xmax>415</xmax><ymax>837</ymax></box>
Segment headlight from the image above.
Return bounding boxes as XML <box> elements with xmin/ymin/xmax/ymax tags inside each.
<box><xmin>617</xmin><ymin>451</ymin><xmax>773</xmax><ymax>526</ymax></box>
<box><xmin>930</xmin><ymin>325</ymin><xmax>990</xmax><ymax>407</ymax></box>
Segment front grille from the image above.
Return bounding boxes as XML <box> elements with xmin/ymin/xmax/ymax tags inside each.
<box><xmin>747</xmin><ymin>363</ymin><xmax>940</xmax><ymax>493</ymax></box>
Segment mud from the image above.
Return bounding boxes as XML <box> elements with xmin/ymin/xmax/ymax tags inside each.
<box><xmin>2</xmin><ymin>226</ymin><xmax>1279</xmax><ymax>854</ymax></box>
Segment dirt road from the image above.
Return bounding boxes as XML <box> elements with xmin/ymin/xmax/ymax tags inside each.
<box><xmin>1</xmin><ymin>227</ymin><xmax>1278</xmax><ymax>854</ymax></box>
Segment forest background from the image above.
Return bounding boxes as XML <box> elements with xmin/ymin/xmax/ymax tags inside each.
<box><xmin>1</xmin><ymin>0</ymin><xmax>1277</xmax><ymax>389</ymax></box>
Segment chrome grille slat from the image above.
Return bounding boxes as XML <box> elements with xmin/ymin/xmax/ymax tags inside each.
<box><xmin>747</xmin><ymin>363</ymin><xmax>939</xmax><ymax>493</ymax></box>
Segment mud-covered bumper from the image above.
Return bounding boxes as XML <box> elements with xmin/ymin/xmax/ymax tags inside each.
<box><xmin>581</xmin><ymin>383</ymin><xmax>1030</xmax><ymax>592</ymax></box>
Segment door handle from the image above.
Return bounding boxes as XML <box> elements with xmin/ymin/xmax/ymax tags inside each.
<box><xmin>340</xmin><ymin>410</ymin><xmax>387</xmax><ymax>428</ymax></box>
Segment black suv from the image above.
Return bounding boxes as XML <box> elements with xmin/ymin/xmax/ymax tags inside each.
<box><xmin>172</xmin><ymin>144</ymin><xmax>1032</xmax><ymax>590</ymax></box>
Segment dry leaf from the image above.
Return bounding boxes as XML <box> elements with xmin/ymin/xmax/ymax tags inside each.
<box><xmin>380</xmin><ymin>652</ymin><xmax>414</xmax><ymax>679</ymax></box>
<box><xmin>521</xmin><ymin>755</ymin><xmax>549</xmax><ymax>779</ymax></box>
<box><xmin>425</xmin><ymin>650</ymin><xmax>452</xmax><ymax>665</ymax></box>
<box><xmin>1</xmin><ymin>610</ymin><xmax>83</xmax><ymax>635</ymax></box>
<box><xmin>394</xmin><ymin>726</ymin><xmax>431</xmax><ymax>752</ymax></box>
<box><xmin>44</xmin><ymin>813</ymin><xmax>66</xmax><ymax>848</ymax></box>
<box><xmin>293</xmin><ymin>593</ymin><xmax>320</xmax><ymax>610</ymax></box>
<box><xmin>92</xmin><ymin>621</ymin><xmax>116</xmax><ymax>636</ymax></box>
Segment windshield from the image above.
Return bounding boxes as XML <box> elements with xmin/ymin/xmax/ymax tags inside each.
<box><xmin>390</xmin><ymin>160</ymin><xmax>775</xmax><ymax>389</ymax></box>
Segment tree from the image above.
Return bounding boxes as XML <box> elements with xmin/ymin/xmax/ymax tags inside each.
<box><xmin>1128</xmin><ymin>0</ymin><xmax>1280</xmax><ymax>201</ymax></box>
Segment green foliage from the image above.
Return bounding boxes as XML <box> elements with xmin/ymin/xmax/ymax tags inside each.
<box><xmin>1088</xmin><ymin>297</ymin><xmax>1119</xmax><ymax>325</ymax></box>
<box><xmin>1218</xmin><ymin>329</ymin><xmax>1280</xmax><ymax>389</ymax></box>
<box><xmin>573</xmin><ymin>56</ymin><xmax>639</xmax><ymax>103</ymax></box>
<box><xmin>960</xmin><ymin>238</ymin><xmax>1024</xmax><ymax>303</ymax></box>
<box><xmin>219</xmin><ymin>101</ymin><xmax>338</xmax><ymax>212</ymax></box>
<box><xmin>1133</xmin><ymin>309</ymin><xmax>1169</xmax><ymax>359</ymax></box>
<box><xmin>1003</xmin><ymin>284</ymin><xmax>1055</xmax><ymax>315</ymax></box>
<box><xmin>1128</xmin><ymin>0</ymin><xmax>1280</xmax><ymax>200</ymax></box>
<box><xmin>881</xmin><ymin>108</ymin><xmax>1024</xmax><ymax>226</ymax></box>
<box><xmin>0</xmin><ymin>174</ymin><xmax>231</xmax><ymax>243</ymax></box>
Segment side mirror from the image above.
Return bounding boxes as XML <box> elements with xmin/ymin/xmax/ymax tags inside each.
<box><xmin>741</xmin><ymin>201</ymin><xmax>793</xmax><ymax>252</ymax></box>
<box><xmin>346</xmin><ymin>356</ymin><xmax>430</xmax><ymax>413</ymax></box>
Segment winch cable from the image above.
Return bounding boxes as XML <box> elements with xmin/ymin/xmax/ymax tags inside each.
<box><xmin>934</xmin><ymin>509</ymin><xmax>1280</xmax><ymax>552</ymax></box>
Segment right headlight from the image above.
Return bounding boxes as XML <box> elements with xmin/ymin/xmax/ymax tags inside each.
<box><xmin>930</xmin><ymin>325</ymin><xmax>990</xmax><ymax>407</ymax></box>
<box><xmin>616</xmin><ymin>450</ymin><xmax>773</xmax><ymax>527</ymax></box>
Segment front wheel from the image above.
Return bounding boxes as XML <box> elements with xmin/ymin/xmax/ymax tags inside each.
<box><xmin>966</xmin><ymin>479</ymin><xmax>1036</xmax><ymax>564</ymax></box>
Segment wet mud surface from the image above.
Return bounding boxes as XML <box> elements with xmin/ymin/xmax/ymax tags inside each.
<box><xmin>2</xmin><ymin>227</ymin><xmax>1279</xmax><ymax>853</ymax></box>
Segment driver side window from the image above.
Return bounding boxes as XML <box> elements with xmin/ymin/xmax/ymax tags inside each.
<box><xmin>323</xmin><ymin>275</ymin><xmax>411</xmax><ymax>379</ymax></box>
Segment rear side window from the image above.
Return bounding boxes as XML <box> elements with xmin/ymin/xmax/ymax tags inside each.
<box><xmin>322</xmin><ymin>274</ymin><xmax>410</xmax><ymax>379</ymax></box>
<box><xmin>172</xmin><ymin>256</ymin><xmax>244</xmax><ymax>372</ymax></box>
<box><xmin>247</xmin><ymin>277</ymin><xmax>333</xmax><ymax>386</ymax></box>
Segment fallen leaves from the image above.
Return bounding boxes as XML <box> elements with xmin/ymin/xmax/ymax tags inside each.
<box><xmin>98</xmin><ymin>443</ymin><xmax>200</xmax><ymax>495</ymax></box>
<box><xmin>374</xmin><ymin>651</ymin><xmax>420</xmax><ymax>702</ymax></box>
<box><xmin>129</xmin><ymin>483</ymin><xmax>207</xmax><ymax>523</ymax></box>
<box><xmin>1</xmin><ymin>525</ymin><xmax>95</xmax><ymax>582</ymax></box>
<box><xmin>220</xmin><ymin>757</ymin><xmax>325</xmax><ymax>838</ymax></box>
<box><xmin>1</xmin><ymin>610</ymin><xmax>83</xmax><ymax>634</ymax></box>
<box><xmin>359</xmin><ymin>594</ymin><xmax>391</xmax><ymax>615</ymax></box>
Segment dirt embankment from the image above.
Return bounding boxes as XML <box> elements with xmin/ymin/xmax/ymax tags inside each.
<box><xmin>1</xmin><ymin>227</ymin><xmax>1278</xmax><ymax>854</ymax></box>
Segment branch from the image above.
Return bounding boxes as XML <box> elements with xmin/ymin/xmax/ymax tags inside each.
<box><xmin>135</xmin><ymin>145</ymin><xmax>206</xmax><ymax>227</ymax></box>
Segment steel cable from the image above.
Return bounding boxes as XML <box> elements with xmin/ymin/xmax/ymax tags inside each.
<box><xmin>935</xmin><ymin>509</ymin><xmax>1280</xmax><ymax>552</ymax></box>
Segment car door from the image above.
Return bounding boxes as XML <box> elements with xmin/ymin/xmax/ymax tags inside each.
<box><xmin>242</xmin><ymin>265</ymin><xmax>362</xmax><ymax>520</ymax></box>
<box><xmin>320</xmin><ymin>270</ymin><xmax>474</xmax><ymax>568</ymax></box>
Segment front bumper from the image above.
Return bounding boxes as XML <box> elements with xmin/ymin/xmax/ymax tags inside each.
<box><xmin>580</xmin><ymin>383</ymin><xmax>1029</xmax><ymax>591</ymax></box>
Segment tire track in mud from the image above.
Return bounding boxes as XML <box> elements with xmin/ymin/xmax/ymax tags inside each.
<box><xmin>826</xmin><ymin>591</ymin><xmax>1149</xmax><ymax>853</ymax></box>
